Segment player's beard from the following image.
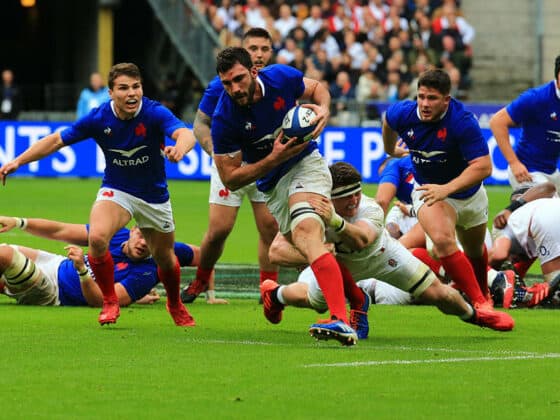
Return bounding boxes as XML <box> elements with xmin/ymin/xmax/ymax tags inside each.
<box><xmin>233</xmin><ymin>79</ymin><xmax>256</xmax><ymax>107</ymax></box>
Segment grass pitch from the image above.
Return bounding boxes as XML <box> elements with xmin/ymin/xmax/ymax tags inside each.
<box><xmin>1</xmin><ymin>297</ymin><xmax>558</xmax><ymax>419</ymax></box>
<box><xmin>1</xmin><ymin>178</ymin><xmax>553</xmax><ymax>419</ymax></box>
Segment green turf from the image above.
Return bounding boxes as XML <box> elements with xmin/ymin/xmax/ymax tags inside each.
<box><xmin>0</xmin><ymin>296</ymin><xmax>557</xmax><ymax>419</ymax></box>
<box><xmin>0</xmin><ymin>179</ymin><xmax>553</xmax><ymax>418</ymax></box>
<box><xmin>0</xmin><ymin>178</ymin><xmax>512</xmax><ymax>263</ymax></box>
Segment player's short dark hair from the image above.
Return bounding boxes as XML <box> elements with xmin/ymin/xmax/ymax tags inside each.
<box><xmin>330</xmin><ymin>162</ymin><xmax>362</xmax><ymax>190</ymax></box>
<box><xmin>418</xmin><ymin>69</ymin><xmax>451</xmax><ymax>96</ymax></box>
<box><xmin>108</xmin><ymin>63</ymin><xmax>142</xmax><ymax>89</ymax></box>
<box><xmin>243</xmin><ymin>27</ymin><xmax>272</xmax><ymax>43</ymax></box>
<box><xmin>216</xmin><ymin>47</ymin><xmax>253</xmax><ymax>74</ymax></box>
<box><xmin>555</xmin><ymin>55</ymin><xmax>560</xmax><ymax>79</ymax></box>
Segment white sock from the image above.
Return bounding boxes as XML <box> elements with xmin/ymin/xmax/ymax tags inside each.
<box><xmin>487</xmin><ymin>268</ymin><xmax>498</xmax><ymax>287</ymax></box>
<box><xmin>460</xmin><ymin>302</ymin><xmax>475</xmax><ymax>320</ymax></box>
<box><xmin>276</xmin><ymin>285</ymin><xmax>286</xmax><ymax>305</ymax></box>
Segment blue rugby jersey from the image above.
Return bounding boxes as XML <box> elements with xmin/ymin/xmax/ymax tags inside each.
<box><xmin>506</xmin><ymin>80</ymin><xmax>560</xmax><ymax>174</ymax></box>
<box><xmin>385</xmin><ymin>98</ymin><xmax>488</xmax><ymax>199</ymax></box>
<box><xmin>378</xmin><ymin>155</ymin><xmax>415</xmax><ymax>204</ymax></box>
<box><xmin>57</xmin><ymin>227</ymin><xmax>194</xmax><ymax>306</ymax></box>
<box><xmin>198</xmin><ymin>75</ymin><xmax>224</xmax><ymax>117</ymax></box>
<box><xmin>60</xmin><ymin>97</ymin><xmax>186</xmax><ymax>203</ymax></box>
<box><xmin>211</xmin><ymin>64</ymin><xmax>318</xmax><ymax>192</ymax></box>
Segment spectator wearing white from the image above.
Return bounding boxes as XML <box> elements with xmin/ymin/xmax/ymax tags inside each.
<box><xmin>276</xmin><ymin>37</ymin><xmax>297</xmax><ymax>65</ymax></box>
<box><xmin>302</xmin><ymin>4</ymin><xmax>324</xmax><ymax>38</ymax></box>
<box><xmin>244</xmin><ymin>0</ymin><xmax>266</xmax><ymax>29</ymax></box>
<box><xmin>274</xmin><ymin>4</ymin><xmax>297</xmax><ymax>40</ymax></box>
<box><xmin>432</xmin><ymin>3</ymin><xmax>475</xmax><ymax>54</ymax></box>
<box><xmin>366</xmin><ymin>0</ymin><xmax>389</xmax><ymax>22</ymax></box>
<box><xmin>343</xmin><ymin>30</ymin><xmax>367</xmax><ymax>71</ymax></box>
<box><xmin>314</xmin><ymin>28</ymin><xmax>341</xmax><ymax>61</ymax></box>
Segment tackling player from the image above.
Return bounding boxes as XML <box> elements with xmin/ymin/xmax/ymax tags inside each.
<box><xmin>264</xmin><ymin>162</ymin><xmax>515</xmax><ymax>340</ymax></box>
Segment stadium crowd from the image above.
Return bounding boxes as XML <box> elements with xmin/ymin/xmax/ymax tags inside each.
<box><xmin>193</xmin><ymin>0</ymin><xmax>474</xmax><ymax>123</ymax></box>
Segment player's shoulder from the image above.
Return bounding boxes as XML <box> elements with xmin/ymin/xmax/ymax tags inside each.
<box><xmin>259</xmin><ymin>64</ymin><xmax>303</xmax><ymax>87</ymax></box>
<box><xmin>386</xmin><ymin>100</ymin><xmax>417</xmax><ymax>125</ymax></box>
<box><xmin>358</xmin><ymin>195</ymin><xmax>384</xmax><ymax>219</ymax></box>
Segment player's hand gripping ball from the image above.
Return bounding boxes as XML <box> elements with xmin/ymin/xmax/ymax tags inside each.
<box><xmin>281</xmin><ymin>105</ymin><xmax>317</xmax><ymax>145</ymax></box>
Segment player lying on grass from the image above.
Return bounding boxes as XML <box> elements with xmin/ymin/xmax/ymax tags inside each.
<box><xmin>489</xmin><ymin>182</ymin><xmax>560</xmax><ymax>308</ymax></box>
<box><xmin>261</xmin><ymin>162</ymin><xmax>514</xmax><ymax>344</ymax></box>
<box><xmin>0</xmin><ymin>215</ymin><xmax>227</xmax><ymax>307</ymax></box>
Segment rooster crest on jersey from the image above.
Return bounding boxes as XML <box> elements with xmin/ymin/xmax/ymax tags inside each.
<box><xmin>281</xmin><ymin>105</ymin><xmax>317</xmax><ymax>145</ymax></box>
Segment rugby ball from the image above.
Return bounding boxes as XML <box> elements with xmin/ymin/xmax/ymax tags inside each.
<box><xmin>281</xmin><ymin>105</ymin><xmax>317</xmax><ymax>144</ymax></box>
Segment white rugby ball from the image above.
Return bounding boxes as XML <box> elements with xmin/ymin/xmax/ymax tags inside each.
<box><xmin>281</xmin><ymin>105</ymin><xmax>317</xmax><ymax>144</ymax></box>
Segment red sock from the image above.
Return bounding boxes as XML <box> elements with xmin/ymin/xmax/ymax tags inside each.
<box><xmin>412</xmin><ymin>248</ymin><xmax>443</xmax><ymax>277</ymax></box>
<box><xmin>440</xmin><ymin>250</ymin><xmax>486</xmax><ymax>305</ymax></box>
<box><xmin>88</xmin><ymin>251</ymin><xmax>117</xmax><ymax>302</ymax></box>
<box><xmin>158</xmin><ymin>259</ymin><xmax>182</xmax><ymax>307</ymax></box>
<box><xmin>260</xmin><ymin>270</ymin><xmax>278</xmax><ymax>284</ymax></box>
<box><xmin>195</xmin><ymin>266</ymin><xmax>213</xmax><ymax>285</ymax></box>
<box><xmin>467</xmin><ymin>245</ymin><xmax>489</xmax><ymax>297</ymax></box>
<box><xmin>514</xmin><ymin>258</ymin><xmax>536</xmax><ymax>279</ymax></box>
<box><xmin>338</xmin><ymin>262</ymin><xmax>364</xmax><ymax>309</ymax></box>
<box><xmin>310</xmin><ymin>253</ymin><xmax>348</xmax><ymax>323</ymax></box>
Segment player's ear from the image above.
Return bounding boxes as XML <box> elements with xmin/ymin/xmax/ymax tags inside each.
<box><xmin>250</xmin><ymin>66</ymin><xmax>258</xmax><ymax>78</ymax></box>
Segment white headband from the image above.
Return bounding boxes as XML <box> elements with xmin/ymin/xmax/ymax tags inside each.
<box><xmin>331</xmin><ymin>182</ymin><xmax>361</xmax><ymax>198</ymax></box>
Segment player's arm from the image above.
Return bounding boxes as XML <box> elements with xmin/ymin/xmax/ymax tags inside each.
<box><xmin>493</xmin><ymin>181</ymin><xmax>556</xmax><ymax>229</ymax></box>
<box><xmin>309</xmin><ymin>196</ymin><xmax>377</xmax><ymax>251</ymax></box>
<box><xmin>0</xmin><ymin>216</ymin><xmax>89</xmax><ymax>245</ymax></box>
<box><xmin>488</xmin><ymin>235</ymin><xmax>513</xmax><ymax>269</ymax></box>
<box><xmin>375</xmin><ymin>182</ymin><xmax>398</xmax><ymax>215</ymax></box>
<box><xmin>268</xmin><ymin>232</ymin><xmax>309</xmax><ymax>267</ymax></box>
<box><xmin>193</xmin><ymin>109</ymin><xmax>214</xmax><ymax>156</ymax></box>
<box><xmin>214</xmin><ymin>134</ymin><xmax>308</xmax><ymax>191</ymax></box>
<box><xmin>417</xmin><ymin>155</ymin><xmax>492</xmax><ymax>206</ymax></box>
<box><xmin>298</xmin><ymin>77</ymin><xmax>330</xmax><ymax>138</ymax></box>
<box><xmin>164</xmin><ymin>127</ymin><xmax>197</xmax><ymax>163</ymax></box>
<box><xmin>489</xmin><ymin>108</ymin><xmax>531</xmax><ymax>183</ymax></box>
<box><xmin>65</xmin><ymin>245</ymin><xmax>134</xmax><ymax>307</ymax></box>
<box><xmin>382</xmin><ymin>117</ymin><xmax>399</xmax><ymax>156</ymax></box>
<box><xmin>0</xmin><ymin>132</ymin><xmax>65</xmax><ymax>184</ymax></box>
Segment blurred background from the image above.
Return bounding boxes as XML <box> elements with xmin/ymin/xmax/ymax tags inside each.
<box><xmin>1</xmin><ymin>0</ymin><xmax>558</xmax><ymax>125</ymax></box>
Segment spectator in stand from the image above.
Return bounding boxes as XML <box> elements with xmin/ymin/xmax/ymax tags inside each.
<box><xmin>288</xmin><ymin>26</ymin><xmax>310</xmax><ymax>54</ymax></box>
<box><xmin>330</xmin><ymin>70</ymin><xmax>356</xmax><ymax>122</ymax></box>
<box><xmin>342</xmin><ymin>30</ymin><xmax>368</xmax><ymax>75</ymax></box>
<box><xmin>309</xmin><ymin>45</ymin><xmax>337</xmax><ymax>84</ymax></box>
<box><xmin>76</xmin><ymin>72</ymin><xmax>110</xmax><ymax>119</ymax></box>
<box><xmin>244</xmin><ymin>0</ymin><xmax>266</xmax><ymax>29</ymax></box>
<box><xmin>356</xmin><ymin>67</ymin><xmax>385</xmax><ymax>103</ymax></box>
<box><xmin>276</xmin><ymin>37</ymin><xmax>298</xmax><ymax>65</ymax></box>
<box><xmin>289</xmin><ymin>47</ymin><xmax>308</xmax><ymax>74</ymax></box>
<box><xmin>302</xmin><ymin>4</ymin><xmax>324</xmax><ymax>39</ymax></box>
<box><xmin>0</xmin><ymin>69</ymin><xmax>22</xmax><ymax>121</ymax></box>
<box><xmin>313</xmin><ymin>28</ymin><xmax>341</xmax><ymax>62</ymax></box>
<box><xmin>274</xmin><ymin>4</ymin><xmax>297</xmax><ymax>41</ymax></box>
<box><xmin>431</xmin><ymin>2</ymin><xmax>475</xmax><ymax>56</ymax></box>
<box><xmin>366</xmin><ymin>0</ymin><xmax>390</xmax><ymax>23</ymax></box>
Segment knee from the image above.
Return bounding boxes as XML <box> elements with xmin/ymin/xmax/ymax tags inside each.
<box><xmin>205</xmin><ymin>223</ymin><xmax>233</xmax><ymax>243</ymax></box>
<box><xmin>88</xmin><ymin>232</ymin><xmax>109</xmax><ymax>253</ymax></box>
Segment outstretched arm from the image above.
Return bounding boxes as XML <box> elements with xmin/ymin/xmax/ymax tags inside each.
<box><xmin>0</xmin><ymin>132</ymin><xmax>65</xmax><ymax>185</ymax></box>
<box><xmin>163</xmin><ymin>127</ymin><xmax>197</xmax><ymax>163</ymax></box>
<box><xmin>0</xmin><ymin>216</ymin><xmax>88</xmax><ymax>245</ymax></box>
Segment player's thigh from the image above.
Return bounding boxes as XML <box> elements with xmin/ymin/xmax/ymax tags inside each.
<box><xmin>415</xmin><ymin>200</ymin><xmax>457</xmax><ymax>247</ymax></box>
<box><xmin>207</xmin><ymin>203</ymin><xmax>239</xmax><ymax>235</ymax></box>
<box><xmin>141</xmin><ymin>229</ymin><xmax>176</xmax><ymax>266</ymax></box>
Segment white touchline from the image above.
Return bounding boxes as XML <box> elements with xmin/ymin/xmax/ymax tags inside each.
<box><xmin>303</xmin><ymin>353</ymin><xmax>560</xmax><ymax>368</ymax></box>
